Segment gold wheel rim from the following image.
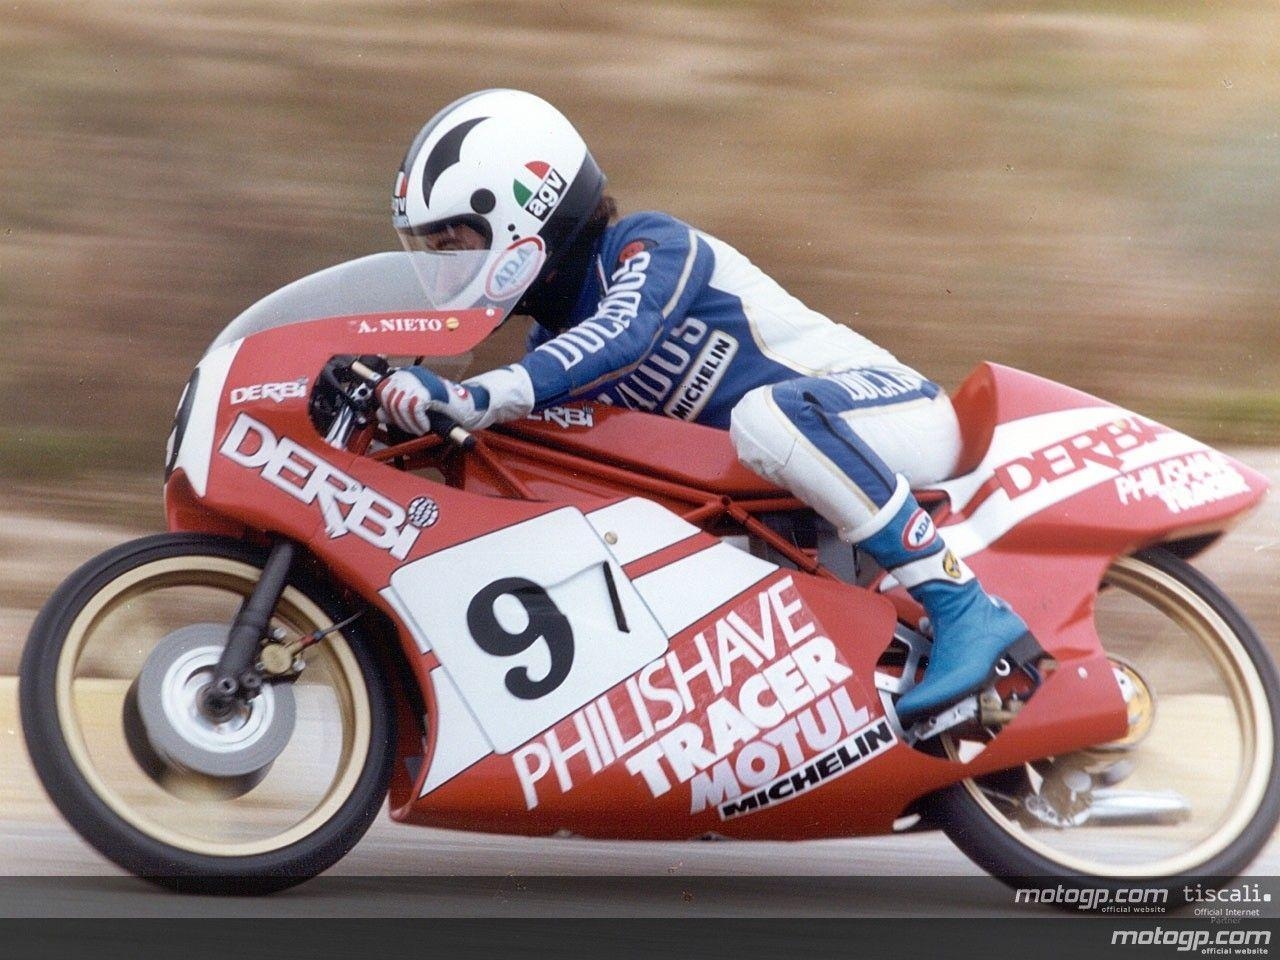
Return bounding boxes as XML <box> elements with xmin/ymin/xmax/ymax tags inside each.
<box><xmin>55</xmin><ymin>555</ymin><xmax>373</xmax><ymax>858</ymax></box>
<box><xmin>949</xmin><ymin>554</ymin><xmax>1273</xmax><ymax>878</ymax></box>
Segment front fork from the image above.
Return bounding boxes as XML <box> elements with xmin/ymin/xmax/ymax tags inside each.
<box><xmin>203</xmin><ymin>540</ymin><xmax>296</xmax><ymax>717</ymax></box>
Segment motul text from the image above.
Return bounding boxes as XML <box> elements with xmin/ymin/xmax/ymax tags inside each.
<box><xmin>510</xmin><ymin>576</ymin><xmax>885</xmax><ymax>814</ymax></box>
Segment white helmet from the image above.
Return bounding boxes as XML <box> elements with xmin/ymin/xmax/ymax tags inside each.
<box><xmin>393</xmin><ymin>89</ymin><xmax>606</xmax><ymax>318</ymax></box>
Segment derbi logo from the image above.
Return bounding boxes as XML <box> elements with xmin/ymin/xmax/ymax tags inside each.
<box><xmin>220</xmin><ymin>413</ymin><xmax>428</xmax><ymax>559</ymax></box>
<box><xmin>995</xmin><ymin>416</ymin><xmax>1164</xmax><ymax>500</ymax></box>
<box><xmin>512</xmin><ymin>161</ymin><xmax>566</xmax><ymax>221</ymax></box>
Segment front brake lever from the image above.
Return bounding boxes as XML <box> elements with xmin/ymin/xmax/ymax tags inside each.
<box><xmin>318</xmin><ymin>366</ymin><xmax>360</xmax><ymax>411</ymax></box>
<box><xmin>351</xmin><ymin>360</ymin><xmax>476</xmax><ymax>451</ymax></box>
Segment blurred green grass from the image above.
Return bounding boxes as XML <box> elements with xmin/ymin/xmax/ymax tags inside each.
<box><xmin>2</xmin><ymin>0</ymin><xmax>1278</xmax><ymax>490</ymax></box>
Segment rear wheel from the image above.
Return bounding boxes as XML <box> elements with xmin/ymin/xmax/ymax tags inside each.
<box><xmin>930</xmin><ymin>547</ymin><xmax>1280</xmax><ymax>892</ymax></box>
<box><xmin>19</xmin><ymin>533</ymin><xmax>395</xmax><ymax>893</ymax></box>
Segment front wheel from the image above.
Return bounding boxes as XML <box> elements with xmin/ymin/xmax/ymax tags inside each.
<box><xmin>930</xmin><ymin>547</ymin><xmax>1280</xmax><ymax>892</ymax></box>
<box><xmin>19</xmin><ymin>533</ymin><xmax>395</xmax><ymax>893</ymax></box>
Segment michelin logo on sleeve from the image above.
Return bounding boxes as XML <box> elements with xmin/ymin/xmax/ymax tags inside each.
<box><xmin>664</xmin><ymin>332</ymin><xmax>738</xmax><ymax>421</ymax></box>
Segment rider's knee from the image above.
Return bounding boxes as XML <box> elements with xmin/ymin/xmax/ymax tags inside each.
<box><xmin>729</xmin><ymin>385</ymin><xmax>797</xmax><ymax>482</ymax></box>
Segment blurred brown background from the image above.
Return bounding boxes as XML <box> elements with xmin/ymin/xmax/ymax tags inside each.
<box><xmin>2</xmin><ymin>0</ymin><xmax>1279</xmax><ymax>499</ymax></box>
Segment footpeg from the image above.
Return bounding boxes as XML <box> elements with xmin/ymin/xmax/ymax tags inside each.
<box><xmin>899</xmin><ymin>633</ymin><xmax>1048</xmax><ymax>737</ymax></box>
<box><xmin>896</xmin><ymin>631</ymin><xmax>1046</xmax><ymax>727</ymax></box>
<box><xmin>977</xmin><ymin>687</ymin><xmax>1025</xmax><ymax>726</ymax></box>
<box><xmin>1004</xmin><ymin>632</ymin><xmax>1048</xmax><ymax>672</ymax></box>
<box><xmin>905</xmin><ymin>694</ymin><xmax>980</xmax><ymax>743</ymax></box>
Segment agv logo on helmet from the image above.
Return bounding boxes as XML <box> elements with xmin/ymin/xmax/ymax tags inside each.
<box><xmin>512</xmin><ymin>161</ymin><xmax>567</xmax><ymax>222</ymax></box>
<box><xmin>393</xmin><ymin>170</ymin><xmax>409</xmax><ymax>217</ymax></box>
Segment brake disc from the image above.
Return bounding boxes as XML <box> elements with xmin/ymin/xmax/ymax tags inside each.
<box><xmin>131</xmin><ymin>623</ymin><xmax>297</xmax><ymax>779</ymax></box>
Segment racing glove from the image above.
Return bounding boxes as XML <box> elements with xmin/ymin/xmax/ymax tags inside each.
<box><xmin>376</xmin><ymin>364</ymin><xmax>534</xmax><ymax>435</ymax></box>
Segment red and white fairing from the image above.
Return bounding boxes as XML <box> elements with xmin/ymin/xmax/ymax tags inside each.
<box><xmin>165</xmin><ymin>271</ymin><xmax>1268</xmax><ymax>843</ymax></box>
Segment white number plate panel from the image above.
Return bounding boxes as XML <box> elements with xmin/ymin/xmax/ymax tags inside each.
<box><xmin>389</xmin><ymin>508</ymin><xmax>670</xmax><ymax>753</ymax></box>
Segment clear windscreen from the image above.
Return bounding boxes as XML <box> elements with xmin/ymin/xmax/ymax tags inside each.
<box><xmin>208</xmin><ymin>249</ymin><xmax>534</xmax><ymax>352</ymax></box>
<box><xmin>401</xmin><ymin>248</ymin><xmax>494</xmax><ymax>310</ymax></box>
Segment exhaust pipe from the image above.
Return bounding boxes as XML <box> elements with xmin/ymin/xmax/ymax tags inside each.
<box><xmin>1082</xmin><ymin>788</ymin><xmax>1192</xmax><ymax>826</ymax></box>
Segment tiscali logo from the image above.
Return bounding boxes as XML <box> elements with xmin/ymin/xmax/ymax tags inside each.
<box><xmin>512</xmin><ymin>161</ymin><xmax>566</xmax><ymax>221</ymax></box>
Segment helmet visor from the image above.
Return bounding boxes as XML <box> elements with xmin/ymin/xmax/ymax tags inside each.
<box><xmin>397</xmin><ymin>221</ymin><xmax>546</xmax><ymax>320</ymax></box>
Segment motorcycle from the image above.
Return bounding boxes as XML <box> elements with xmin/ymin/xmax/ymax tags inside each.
<box><xmin>19</xmin><ymin>248</ymin><xmax>1280</xmax><ymax>895</ymax></box>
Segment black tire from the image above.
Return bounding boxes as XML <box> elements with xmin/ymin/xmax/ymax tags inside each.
<box><xmin>19</xmin><ymin>533</ymin><xmax>395</xmax><ymax>894</ymax></box>
<box><xmin>927</xmin><ymin>547</ymin><xmax>1280</xmax><ymax>899</ymax></box>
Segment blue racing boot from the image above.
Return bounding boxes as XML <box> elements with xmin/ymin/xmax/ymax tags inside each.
<box><xmin>857</xmin><ymin>493</ymin><xmax>1036</xmax><ymax>724</ymax></box>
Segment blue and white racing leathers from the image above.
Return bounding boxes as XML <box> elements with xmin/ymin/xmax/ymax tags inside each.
<box><xmin>510</xmin><ymin>210</ymin><xmax>963</xmax><ymax>540</ymax></box>
<box><xmin>450</xmin><ymin>208</ymin><xmax>1033</xmax><ymax>721</ymax></box>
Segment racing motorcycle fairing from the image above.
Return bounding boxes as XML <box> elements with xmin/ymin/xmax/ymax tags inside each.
<box><xmin>917</xmin><ymin>362</ymin><xmax>1267</xmax><ymax>659</ymax></box>
<box><xmin>495</xmin><ymin>405</ymin><xmax>787</xmax><ymax>499</ymax></box>
<box><xmin>206</xmin><ymin>250</ymin><xmax>524</xmax><ymax>354</ymax></box>
<box><xmin>160</xmin><ymin>254</ymin><xmax>1269</xmax><ymax>843</ymax></box>
<box><xmin>937</xmin><ymin>362</ymin><xmax>1267</xmax><ymax>560</ymax></box>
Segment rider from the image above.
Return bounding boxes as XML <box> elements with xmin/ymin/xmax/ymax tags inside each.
<box><xmin>378</xmin><ymin>88</ymin><xmax>1035</xmax><ymax>723</ymax></box>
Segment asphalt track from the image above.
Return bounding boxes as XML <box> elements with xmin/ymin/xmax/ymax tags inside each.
<box><xmin>2</xmin><ymin>803</ymin><xmax>1280</xmax><ymax>917</ymax></box>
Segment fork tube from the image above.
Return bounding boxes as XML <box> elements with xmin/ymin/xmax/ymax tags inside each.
<box><xmin>206</xmin><ymin>541</ymin><xmax>296</xmax><ymax>713</ymax></box>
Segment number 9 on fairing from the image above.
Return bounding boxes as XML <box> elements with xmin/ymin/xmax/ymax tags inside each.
<box><xmin>465</xmin><ymin>577</ymin><xmax>575</xmax><ymax>700</ymax></box>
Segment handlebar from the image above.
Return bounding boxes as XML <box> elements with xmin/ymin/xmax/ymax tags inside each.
<box><xmin>348</xmin><ymin>360</ymin><xmax>476</xmax><ymax>451</ymax></box>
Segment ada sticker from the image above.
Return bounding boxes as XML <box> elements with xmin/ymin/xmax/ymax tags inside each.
<box><xmin>902</xmin><ymin>508</ymin><xmax>937</xmax><ymax>551</ymax></box>
<box><xmin>485</xmin><ymin>236</ymin><xmax>546</xmax><ymax>302</ymax></box>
